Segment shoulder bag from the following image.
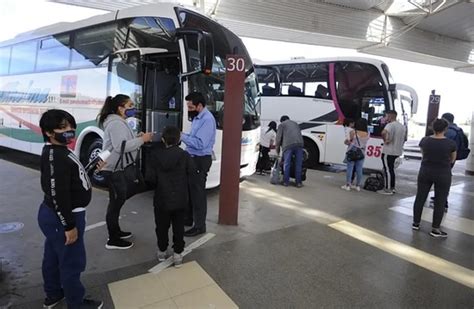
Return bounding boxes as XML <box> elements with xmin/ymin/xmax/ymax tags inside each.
<box><xmin>110</xmin><ymin>140</ymin><xmax>147</xmax><ymax>200</ymax></box>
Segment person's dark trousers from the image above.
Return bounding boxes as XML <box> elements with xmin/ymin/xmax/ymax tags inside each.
<box><xmin>381</xmin><ymin>154</ymin><xmax>398</xmax><ymax>189</ymax></box>
<box><xmin>38</xmin><ymin>203</ymin><xmax>86</xmax><ymax>308</ymax></box>
<box><xmin>154</xmin><ymin>207</ymin><xmax>185</xmax><ymax>254</ymax></box>
<box><xmin>432</xmin><ymin>162</ymin><xmax>455</xmax><ymax>208</ymax></box>
<box><xmin>413</xmin><ymin>168</ymin><xmax>451</xmax><ymax>228</ymax></box>
<box><xmin>102</xmin><ymin>171</ymin><xmax>127</xmax><ymax>241</ymax></box>
<box><xmin>256</xmin><ymin>146</ymin><xmax>270</xmax><ymax>173</ymax></box>
<box><xmin>283</xmin><ymin>146</ymin><xmax>303</xmax><ymax>185</ymax></box>
<box><xmin>187</xmin><ymin>155</ymin><xmax>212</xmax><ymax>230</ymax></box>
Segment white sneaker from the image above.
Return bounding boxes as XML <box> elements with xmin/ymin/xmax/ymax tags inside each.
<box><xmin>157</xmin><ymin>250</ymin><xmax>167</xmax><ymax>262</ymax></box>
<box><xmin>340</xmin><ymin>185</ymin><xmax>351</xmax><ymax>191</ymax></box>
<box><xmin>355</xmin><ymin>186</ymin><xmax>361</xmax><ymax>192</ymax></box>
<box><xmin>350</xmin><ymin>184</ymin><xmax>357</xmax><ymax>190</ymax></box>
<box><xmin>173</xmin><ymin>253</ymin><xmax>183</xmax><ymax>268</ymax></box>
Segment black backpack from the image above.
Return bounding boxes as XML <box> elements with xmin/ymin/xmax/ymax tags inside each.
<box><xmin>364</xmin><ymin>173</ymin><xmax>384</xmax><ymax>192</ymax></box>
<box><xmin>453</xmin><ymin>127</ymin><xmax>470</xmax><ymax>160</ymax></box>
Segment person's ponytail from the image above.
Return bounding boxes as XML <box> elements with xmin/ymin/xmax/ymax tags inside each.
<box><xmin>97</xmin><ymin>94</ymin><xmax>131</xmax><ymax>128</ymax></box>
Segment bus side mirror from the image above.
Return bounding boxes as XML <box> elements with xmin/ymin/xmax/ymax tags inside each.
<box><xmin>175</xmin><ymin>28</ymin><xmax>214</xmax><ymax>77</ymax></box>
<box><xmin>200</xmin><ymin>32</ymin><xmax>214</xmax><ymax>75</ymax></box>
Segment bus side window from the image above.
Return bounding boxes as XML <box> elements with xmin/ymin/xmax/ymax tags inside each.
<box><xmin>261</xmin><ymin>83</ymin><xmax>276</xmax><ymax>96</ymax></box>
<box><xmin>10</xmin><ymin>40</ymin><xmax>38</xmax><ymax>74</ymax></box>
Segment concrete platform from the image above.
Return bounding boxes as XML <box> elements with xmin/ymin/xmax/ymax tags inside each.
<box><xmin>0</xmin><ymin>147</ymin><xmax>473</xmax><ymax>308</ymax></box>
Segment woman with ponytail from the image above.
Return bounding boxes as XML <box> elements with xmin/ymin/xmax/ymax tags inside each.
<box><xmin>98</xmin><ymin>94</ymin><xmax>153</xmax><ymax>249</ymax></box>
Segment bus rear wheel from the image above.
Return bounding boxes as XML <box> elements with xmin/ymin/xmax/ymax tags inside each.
<box><xmin>304</xmin><ymin>139</ymin><xmax>319</xmax><ymax>169</ymax></box>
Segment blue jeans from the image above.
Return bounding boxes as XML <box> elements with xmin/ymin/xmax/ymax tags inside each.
<box><xmin>38</xmin><ymin>203</ymin><xmax>86</xmax><ymax>308</ymax></box>
<box><xmin>346</xmin><ymin>158</ymin><xmax>364</xmax><ymax>186</ymax></box>
<box><xmin>283</xmin><ymin>146</ymin><xmax>304</xmax><ymax>184</ymax></box>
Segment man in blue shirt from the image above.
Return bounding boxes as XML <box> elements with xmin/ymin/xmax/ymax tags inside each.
<box><xmin>181</xmin><ymin>92</ymin><xmax>216</xmax><ymax>236</ymax></box>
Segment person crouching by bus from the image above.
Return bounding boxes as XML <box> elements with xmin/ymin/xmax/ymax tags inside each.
<box><xmin>38</xmin><ymin>109</ymin><xmax>103</xmax><ymax>309</ymax></box>
<box><xmin>412</xmin><ymin>118</ymin><xmax>456</xmax><ymax>238</ymax></box>
<box><xmin>256</xmin><ymin>121</ymin><xmax>277</xmax><ymax>175</ymax></box>
<box><xmin>341</xmin><ymin>118</ymin><xmax>369</xmax><ymax>192</ymax></box>
<box><xmin>146</xmin><ymin>126</ymin><xmax>195</xmax><ymax>268</ymax></box>
<box><xmin>275</xmin><ymin>115</ymin><xmax>304</xmax><ymax>188</ymax></box>
<box><xmin>98</xmin><ymin>94</ymin><xmax>154</xmax><ymax>250</ymax></box>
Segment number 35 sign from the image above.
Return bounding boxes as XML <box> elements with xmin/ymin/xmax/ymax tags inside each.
<box><xmin>366</xmin><ymin>145</ymin><xmax>382</xmax><ymax>157</ymax></box>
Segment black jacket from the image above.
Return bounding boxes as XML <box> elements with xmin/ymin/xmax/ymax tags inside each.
<box><xmin>40</xmin><ymin>145</ymin><xmax>92</xmax><ymax>231</ymax></box>
<box><xmin>146</xmin><ymin>143</ymin><xmax>194</xmax><ymax>211</ymax></box>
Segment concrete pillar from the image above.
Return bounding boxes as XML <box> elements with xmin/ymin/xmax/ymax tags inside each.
<box><xmin>466</xmin><ymin>111</ymin><xmax>474</xmax><ymax>175</ymax></box>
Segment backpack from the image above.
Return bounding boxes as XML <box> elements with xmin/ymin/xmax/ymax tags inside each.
<box><xmin>363</xmin><ymin>173</ymin><xmax>384</xmax><ymax>192</ymax></box>
<box><xmin>453</xmin><ymin>127</ymin><xmax>470</xmax><ymax>160</ymax></box>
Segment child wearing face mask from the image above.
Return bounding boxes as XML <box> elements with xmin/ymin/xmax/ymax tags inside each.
<box><xmin>38</xmin><ymin>109</ymin><xmax>103</xmax><ymax>309</ymax></box>
<box><xmin>97</xmin><ymin>94</ymin><xmax>154</xmax><ymax>250</ymax></box>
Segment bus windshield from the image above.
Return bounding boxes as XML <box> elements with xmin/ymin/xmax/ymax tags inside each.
<box><xmin>176</xmin><ymin>8</ymin><xmax>259</xmax><ymax>130</ymax></box>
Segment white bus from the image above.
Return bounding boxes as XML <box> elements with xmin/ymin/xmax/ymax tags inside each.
<box><xmin>255</xmin><ymin>57</ymin><xmax>418</xmax><ymax>171</ymax></box>
<box><xmin>0</xmin><ymin>3</ymin><xmax>261</xmax><ymax>188</ymax></box>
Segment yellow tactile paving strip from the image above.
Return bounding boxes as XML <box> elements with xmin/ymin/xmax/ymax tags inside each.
<box><xmin>108</xmin><ymin>261</ymin><xmax>238</xmax><ymax>309</ymax></box>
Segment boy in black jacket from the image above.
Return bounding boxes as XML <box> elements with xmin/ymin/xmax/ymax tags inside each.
<box><xmin>38</xmin><ymin>109</ymin><xmax>102</xmax><ymax>309</ymax></box>
<box><xmin>147</xmin><ymin>126</ymin><xmax>194</xmax><ymax>268</ymax></box>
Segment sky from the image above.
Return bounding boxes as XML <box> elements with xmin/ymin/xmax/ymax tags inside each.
<box><xmin>0</xmin><ymin>0</ymin><xmax>473</xmax><ymax>124</ymax></box>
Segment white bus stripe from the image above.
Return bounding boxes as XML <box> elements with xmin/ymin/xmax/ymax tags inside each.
<box><xmin>330</xmin><ymin>220</ymin><xmax>474</xmax><ymax>288</ymax></box>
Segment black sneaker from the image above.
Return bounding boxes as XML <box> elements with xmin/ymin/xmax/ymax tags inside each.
<box><xmin>184</xmin><ymin>227</ymin><xmax>206</xmax><ymax>237</ymax></box>
<box><xmin>105</xmin><ymin>238</ymin><xmax>134</xmax><ymax>250</ymax></box>
<box><xmin>430</xmin><ymin>230</ymin><xmax>448</xmax><ymax>238</ymax></box>
<box><xmin>80</xmin><ymin>298</ymin><xmax>103</xmax><ymax>308</ymax></box>
<box><xmin>43</xmin><ymin>295</ymin><xmax>64</xmax><ymax>308</ymax></box>
<box><xmin>412</xmin><ymin>223</ymin><xmax>420</xmax><ymax>231</ymax></box>
<box><xmin>118</xmin><ymin>231</ymin><xmax>133</xmax><ymax>239</ymax></box>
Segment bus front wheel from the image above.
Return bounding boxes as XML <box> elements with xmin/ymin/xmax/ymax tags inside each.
<box><xmin>304</xmin><ymin>139</ymin><xmax>319</xmax><ymax>169</ymax></box>
<box><xmin>81</xmin><ymin>137</ymin><xmax>106</xmax><ymax>186</ymax></box>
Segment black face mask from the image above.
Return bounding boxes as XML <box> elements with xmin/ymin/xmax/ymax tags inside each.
<box><xmin>188</xmin><ymin>110</ymin><xmax>199</xmax><ymax>121</ymax></box>
<box><xmin>54</xmin><ymin>130</ymin><xmax>75</xmax><ymax>144</ymax></box>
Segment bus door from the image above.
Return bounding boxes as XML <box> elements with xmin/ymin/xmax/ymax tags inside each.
<box><xmin>107</xmin><ymin>50</ymin><xmax>144</xmax><ymax>133</ymax></box>
<box><xmin>142</xmin><ymin>53</ymin><xmax>181</xmax><ymax>138</ymax></box>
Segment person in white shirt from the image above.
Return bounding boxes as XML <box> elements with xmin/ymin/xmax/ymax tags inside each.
<box><xmin>378</xmin><ymin>110</ymin><xmax>407</xmax><ymax>195</ymax></box>
<box><xmin>257</xmin><ymin>121</ymin><xmax>277</xmax><ymax>175</ymax></box>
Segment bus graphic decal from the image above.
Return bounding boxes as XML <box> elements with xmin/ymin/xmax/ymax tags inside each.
<box><xmin>60</xmin><ymin>75</ymin><xmax>77</xmax><ymax>98</ymax></box>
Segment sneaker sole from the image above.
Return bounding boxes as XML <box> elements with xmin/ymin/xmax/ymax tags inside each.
<box><xmin>120</xmin><ymin>234</ymin><xmax>133</xmax><ymax>240</ymax></box>
<box><xmin>105</xmin><ymin>243</ymin><xmax>134</xmax><ymax>250</ymax></box>
<box><xmin>43</xmin><ymin>297</ymin><xmax>65</xmax><ymax>308</ymax></box>
<box><xmin>429</xmin><ymin>232</ymin><xmax>447</xmax><ymax>238</ymax></box>
<box><xmin>412</xmin><ymin>226</ymin><xmax>420</xmax><ymax>231</ymax></box>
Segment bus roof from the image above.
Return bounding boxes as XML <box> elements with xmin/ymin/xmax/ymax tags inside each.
<box><xmin>254</xmin><ymin>56</ymin><xmax>388</xmax><ymax>67</ymax></box>
<box><xmin>0</xmin><ymin>3</ymin><xmax>180</xmax><ymax>47</ymax></box>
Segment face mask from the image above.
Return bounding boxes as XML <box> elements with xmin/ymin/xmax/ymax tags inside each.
<box><xmin>124</xmin><ymin>108</ymin><xmax>137</xmax><ymax>118</ymax></box>
<box><xmin>54</xmin><ymin>130</ymin><xmax>75</xmax><ymax>145</ymax></box>
<box><xmin>188</xmin><ymin>110</ymin><xmax>199</xmax><ymax>121</ymax></box>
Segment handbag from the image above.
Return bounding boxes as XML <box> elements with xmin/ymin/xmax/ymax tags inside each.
<box><xmin>110</xmin><ymin>141</ymin><xmax>146</xmax><ymax>200</ymax></box>
<box><xmin>270</xmin><ymin>158</ymin><xmax>281</xmax><ymax>185</ymax></box>
<box><xmin>345</xmin><ymin>132</ymin><xmax>365</xmax><ymax>162</ymax></box>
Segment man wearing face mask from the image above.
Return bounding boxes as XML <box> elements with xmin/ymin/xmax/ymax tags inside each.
<box><xmin>38</xmin><ymin>109</ymin><xmax>103</xmax><ymax>308</ymax></box>
<box><xmin>180</xmin><ymin>92</ymin><xmax>216</xmax><ymax>237</ymax></box>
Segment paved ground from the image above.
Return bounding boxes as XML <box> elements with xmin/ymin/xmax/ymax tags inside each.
<box><xmin>0</xmin><ymin>146</ymin><xmax>472</xmax><ymax>308</ymax></box>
